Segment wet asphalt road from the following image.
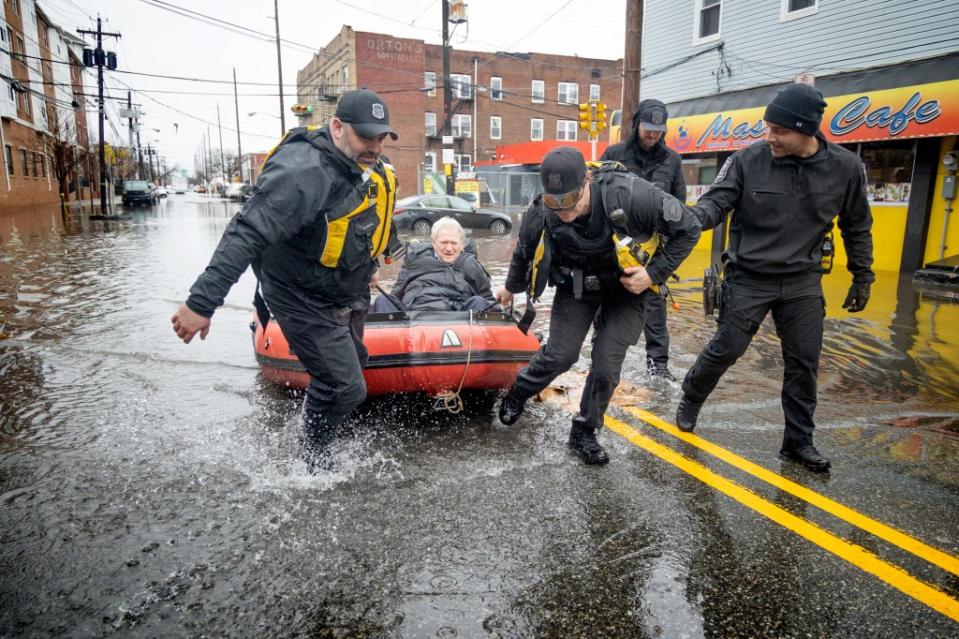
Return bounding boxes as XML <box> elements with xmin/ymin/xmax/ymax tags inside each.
<box><xmin>1</xmin><ymin>194</ymin><xmax>958</xmax><ymax>638</ymax></box>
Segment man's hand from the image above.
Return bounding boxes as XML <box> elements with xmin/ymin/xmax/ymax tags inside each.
<box><xmin>620</xmin><ymin>266</ymin><xmax>653</xmax><ymax>295</ymax></box>
<box><xmin>369</xmin><ymin>271</ymin><xmax>379</xmax><ymax>289</ymax></box>
<box><xmin>495</xmin><ymin>288</ymin><xmax>514</xmax><ymax>306</ymax></box>
<box><xmin>842</xmin><ymin>282</ymin><xmax>870</xmax><ymax>313</ymax></box>
<box><xmin>171</xmin><ymin>303</ymin><xmax>211</xmax><ymax>343</ymax></box>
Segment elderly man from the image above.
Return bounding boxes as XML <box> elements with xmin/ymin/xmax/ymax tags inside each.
<box><xmin>170</xmin><ymin>88</ymin><xmax>400</xmax><ymax>471</ymax></box>
<box><xmin>374</xmin><ymin>216</ymin><xmax>494</xmax><ymax>312</ymax></box>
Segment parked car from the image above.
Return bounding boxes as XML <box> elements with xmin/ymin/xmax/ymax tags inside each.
<box><xmin>121</xmin><ymin>180</ymin><xmax>156</xmax><ymax>207</ymax></box>
<box><xmin>174</xmin><ymin>186</ymin><xmax>186</xmax><ymax>194</ymax></box>
<box><xmin>225</xmin><ymin>183</ymin><xmax>253</xmax><ymax>202</ymax></box>
<box><xmin>393</xmin><ymin>194</ymin><xmax>512</xmax><ymax>235</ymax></box>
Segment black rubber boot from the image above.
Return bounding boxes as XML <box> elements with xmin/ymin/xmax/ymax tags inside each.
<box><xmin>675</xmin><ymin>396</ymin><xmax>703</xmax><ymax>433</ymax></box>
<box><xmin>779</xmin><ymin>443</ymin><xmax>831</xmax><ymax>473</ymax></box>
<box><xmin>647</xmin><ymin>358</ymin><xmax>676</xmax><ymax>382</ymax></box>
<box><xmin>567</xmin><ymin>415</ymin><xmax>610</xmax><ymax>465</ymax></box>
<box><xmin>301</xmin><ymin>409</ymin><xmax>337</xmax><ymax>473</ymax></box>
<box><xmin>498</xmin><ymin>388</ymin><xmax>527</xmax><ymax>426</ymax></box>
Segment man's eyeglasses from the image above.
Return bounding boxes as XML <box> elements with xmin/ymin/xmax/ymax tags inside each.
<box><xmin>542</xmin><ymin>188</ymin><xmax>581</xmax><ymax>211</ymax></box>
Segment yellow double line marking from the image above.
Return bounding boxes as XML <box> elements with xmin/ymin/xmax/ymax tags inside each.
<box><xmin>604</xmin><ymin>408</ymin><xmax>959</xmax><ymax>623</ymax></box>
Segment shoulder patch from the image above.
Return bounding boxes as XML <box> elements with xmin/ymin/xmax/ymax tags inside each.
<box><xmin>714</xmin><ymin>156</ymin><xmax>734</xmax><ymax>184</ymax></box>
<box><xmin>663</xmin><ymin>195</ymin><xmax>683</xmax><ymax>222</ymax></box>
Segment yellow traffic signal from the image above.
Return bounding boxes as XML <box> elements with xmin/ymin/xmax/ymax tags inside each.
<box><xmin>578</xmin><ymin>103</ymin><xmax>592</xmax><ymax>130</ymax></box>
<box><xmin>291</xmin><ymin>103</ymin><xmax>315</xmax><ymax>115</ymax></box>
<box><xmin>594</xmin><ymin>102</ymin><xmax>607</xmax><ymax>131</ymax></box>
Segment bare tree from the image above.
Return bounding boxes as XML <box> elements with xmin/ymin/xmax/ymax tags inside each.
<box><xmin>45</xmin><ymin>113</ymin><xmax>91</xmax><ymax>220</ymax></box>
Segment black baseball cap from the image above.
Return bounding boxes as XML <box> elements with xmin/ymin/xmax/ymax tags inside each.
<box><xmin>540</xmin><ymin>146</ymin><xmax>586</xmax><ymax>195</ymax></box>
<box><xmin>633</xmin><ymin>98</ymin><xmax>669</xmax><ymax>132</ymax></box>
<box><xmin>335</xmin><ymin>89</ymin><xmax>398</xmax><ymax>140</ymax></box>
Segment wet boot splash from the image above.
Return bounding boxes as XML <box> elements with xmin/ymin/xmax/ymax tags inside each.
<box><xmin>302</xmin><ymin>409</ymin><xmax>337</xmax><ymax>473</ymax></box>
<box><xmin>567</xmin><ymin>415</ymin><xmax>610</xmax><ymax>465</ymax></box>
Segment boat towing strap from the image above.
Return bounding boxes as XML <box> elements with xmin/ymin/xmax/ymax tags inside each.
<box><xmin>253</xmin><ymin>283</ymin><xmax>271</xmax><ymax>330</ymax></box>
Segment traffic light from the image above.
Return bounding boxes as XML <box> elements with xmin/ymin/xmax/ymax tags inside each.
<box><xmin>594</xmin><ymin>102</ymin><xmax>607</xmax><ymax>131</ymax></box>
<box><xmin>291</xmin><ymin>103</ymin><xmax>315</xmax><ymax>115</ymax></box>
<box><xmin>578</xmin><ymin>103</ymin><xmax>593</xmax><ymax>130</ymax></box>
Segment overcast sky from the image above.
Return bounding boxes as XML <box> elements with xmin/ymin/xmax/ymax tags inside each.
<box><xmin>46</xmin><ymin>0</ymin><xmax>626</xmax><ymax>175</ymax></box>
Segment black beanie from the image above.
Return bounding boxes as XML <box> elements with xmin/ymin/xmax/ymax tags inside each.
<box><xmin>763</xmin><ymin>84</ymin><xmax>827</xmax><ymax>136</ymax></box>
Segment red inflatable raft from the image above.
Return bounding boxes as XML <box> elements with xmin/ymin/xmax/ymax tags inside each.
<box><xmin>251</xmin><ymin>308</ymin><xmax>541</xmax><ymax>396</ymax></box>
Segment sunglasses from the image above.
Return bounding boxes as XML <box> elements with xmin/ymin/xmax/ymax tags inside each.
<box><xmin>542</xmin><ymin>188</ymin><xmax>582</xmax><ymax>210</ymax></box>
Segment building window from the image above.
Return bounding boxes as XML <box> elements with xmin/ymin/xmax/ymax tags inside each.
<box><xmin>590</xmin><ymin>84</ymin><xmax>601</xmax><ymax>101</ymax></box>
<box><xmin>451</xmin><ymin>113</ymin><xmax>472</xmax><ymax>138</ymax></box>
<box><xmin>860</xmin><ymin>140</ymin><xmax>916</xmax><ymax>204</ymax></box>
<box><xmin>556</xmin><ymin>120</ymin><xmax>577</xmax><ymax>141</ymax></box>
<box><xmin>490</xmin><ymin>76</ymin><xmax>502</xmax><ymax>100</ymax></box>
<box><xmin>694</xmin><ymin>0</ymin><xmax>722</xmax><ymax>43</ymax></box>
<box><xmin>424</xmin><ymin>71</ymin><xmax>436</xmax><ymax>97</ymax></box>
<box><xmin>5</xmin><ymin>145</ymin><xmax>13</xmax><ymax>176</ymax></box>
<box><xmin>455</xmin><ymin>154</ymin><xmax>472</xmax><ymax>173</ymax></box>
<box><xmin>7</xmin><ymin>84</ymin><xmax>14</xmax><ymax>102</ymax></box>
<box><xmin>20</xmin><ymin>149</ymin><xmax>28</xmax><ymax>175</ymax></box>
<box><xmin>780</xmin><ymin>0</ymin><xmax>817</xmax><ymax>20</ymax></box>
<box><xmin>490</xmin><ymin>116</ymin><xmax>501</xmax><ymax>140</ymax></box>
<box><xmin>450</xmin><ymin>73</ymin><xmax>471</xmax><ymax>99</ymax></box>
<box><xmin>531</xmin><ymin>80</ymin><xmax>544</xmax><ymax>104</ymax></box>
<box><xmin>425</xmin><ymin>111</ymin><xmax>437</xmax><ymax>137</ymax></box>
<box><xmin>558</xmin><ymin>82</ymin><xmax>579</xmax><ymax>105</ymax></box>
<box><xmin>530</xmin><ymin>118</ymin><xmax>544</xmax><ymax>141</ymax></box>
<box><xmin>31</xmin><ymin>151</ymin><xmax>38</xmax><ymax>177</ymax></box>
<box><xmin>342</xmin><ymin>63</ymin><xmax>349</xmax><ymax>89</ymax></box>
<box><xmin>39</xmin><ymin>152</ymin><xmax>46</xmax><ymax>177</ymax></box>
<box><xmin>424</xmin><ymin>152</ymin><xmax>436</xmax><ymax>173</ymax></box>
<box><xmin>12</xmin><ymin>0</ymin><xmax>21</xmax><ymax>16</ymax></box>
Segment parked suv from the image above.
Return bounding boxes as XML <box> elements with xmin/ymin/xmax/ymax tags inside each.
<box><xmin>122</xmin><ymin>180</ymin><xmax>156</xmax><ymax>207</ymax></box>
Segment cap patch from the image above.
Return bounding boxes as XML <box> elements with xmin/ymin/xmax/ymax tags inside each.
<box><xmin>548</xmin><ymin>173</ymin><xmax>563</xmax><ymax>191</ymax></box>
<box><xmin>372</xmin><ymin>103</ymin><xmax>385</xmax><ymax>120</ymax></box>
<box><xmin>651</xmin><ymin>110</ymin><xmax>665</xmax><ymax>125</ymax></box>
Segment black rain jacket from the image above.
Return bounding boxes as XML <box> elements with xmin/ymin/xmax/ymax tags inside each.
<box><xmin>601</xmin><ymin>136</ymin><xmax>686</xmax><ymax>202</ymax></box>
<box><xmin>390</xmin><ymin>240</ymin><xmax>494</xmax><ymax>311</ymax></box>
<box><xmin>693</xmin><ymin>134</ymin><xmax>874</xmax><ymax>283</ymax></box>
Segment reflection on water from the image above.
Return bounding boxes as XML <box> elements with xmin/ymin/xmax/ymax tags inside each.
<box><xmin>1</xmin><ymin>198</ymin><xmax>958</xmax><ymax>635</ymax></box>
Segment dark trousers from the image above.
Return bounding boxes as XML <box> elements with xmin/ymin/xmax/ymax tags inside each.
<box><xmin>260</xmin><ymin>277</ymin><xmax>369</xmax><ymax>428</ymax></box>
<box><xmin>681</xmin><ymin>271</ymin><xmax>825</xmax><ymax>449</ymax></box>
<box><xmin>642</xmin><ymin>291</ymin><xmax>669</xmax><ymax>366</ymax></box>
<box><xmin>511</xmin><ymin>286</ymin><xmax>648</xmax><ymax>429</ymax></box>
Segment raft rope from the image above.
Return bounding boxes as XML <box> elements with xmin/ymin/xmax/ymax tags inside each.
<box><xmin>433</xmin><ymin>309</ymin><xmax>475</xmax><ymax>414</ymax></box>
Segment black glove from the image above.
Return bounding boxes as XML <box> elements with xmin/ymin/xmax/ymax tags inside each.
<box><xmin>842</xmin><ymin>282</ymin><xmax>870</xmax><ymax>313</ymax></box>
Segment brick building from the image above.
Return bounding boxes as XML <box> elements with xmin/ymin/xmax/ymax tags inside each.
<box><xmin>1</xmin><ymin>0</ymin><xmax>94</xmax><ymax>211</ymax></box>
<box><xmin>297</xmin><ymin>26</ymin><xmax>622</xmax><ymax>196</ymax></box>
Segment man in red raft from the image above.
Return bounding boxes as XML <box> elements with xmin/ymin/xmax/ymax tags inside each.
<box><xmin>372</xmin><ymin>216</ymin><xmax>496</xmax><ymax>313</ymax></box>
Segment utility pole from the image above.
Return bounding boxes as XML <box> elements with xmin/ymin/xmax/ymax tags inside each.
<box><xmin>273</xmin><ymin>0</ymin><xmax>286</xmax><ymax>136</ymax></box>
<box><xmin>216</xmin><ymin>103</ymin><xmax>227</xmax><ymax>181</ymax></box>
<box><xmin>136</xmin><ymin>126</ymin><xmax>144</xmax><ymax>179</ymax></box>
<box><xmin>206</xmin><ymin>126</ymin><xmax>213</xmax><ymax>184</ymax></box>
<box><xmin>441</xmin><ymin>0</ymin><xmax>455</xmax><ymax>191</ymax></box>
<box><xmin>126</xmin><ymin>91</ymin><xmax>135</xmax><ymax>179</ymax></box>
<box><xmin>145</xmin><ymin>144</ymin><xmax>153</xmax><ymax>182</ymax></box>
<box><xmin>621</xmin><ymin>0</ymin><xmax>644</xmax><ymax>130</ymax></box>
<box><xmin>77</xmin><ymin>16</ymin><xmax>120</xmax><ymax>215</ymax></box>
<box><xmin>233</xmin><ymin>68</ymin><xmax>243</xmax><ymax>181</ymax></box>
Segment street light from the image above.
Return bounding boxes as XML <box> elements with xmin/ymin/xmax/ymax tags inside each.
<box><xmin>248</xmin><ymin>111</ymin><xmax>281</xmax><ymax>120</ymax></box>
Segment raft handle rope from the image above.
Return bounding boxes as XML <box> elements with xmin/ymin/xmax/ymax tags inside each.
<box><xmin>433</xmin><ymin>309</ymin><xmax>475</xmax><ymax>414</ymax></box>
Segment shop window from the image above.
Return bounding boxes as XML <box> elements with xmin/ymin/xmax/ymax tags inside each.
<box><xmin>5</xmin><ymin>144</ymin><xmax>13</xmax><ymax>175</ymax></box>
<box><xmin>680</xmin><ymin>155</ymin><xmax>721</xmax><ymax>202</ymax></box>
<box><xmin>859</xmin><ymin>140</ymin><xmax>916</xmax><ymax>204</ymax></box>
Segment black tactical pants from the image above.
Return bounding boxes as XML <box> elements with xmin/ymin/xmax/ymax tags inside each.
<box><xmin>681</xmin><ymin>271</ymin><xmax>824</xmax><ymax>449</ymax></box>
<box><xmin>511</xmin><ymin>286</ymin><xmax>648</xmax><ymax>429</ymax></box>
<box><xmin>642</xmin><ymin>290</ymin><xmax>669</xmax><ymax>366</ymax></box>
<box><xmin>260</xmin><ymin>277</ymin><xmax>369</xmax><ymax>430</ymax></box>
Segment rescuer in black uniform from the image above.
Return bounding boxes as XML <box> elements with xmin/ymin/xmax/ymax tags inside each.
<box><xmin>171</xmin><ymin>89</ymin><xmax>401</xmax><ymax>471</ymax></box>
<box><xmin>496</xmin><ymin>147</ymin><xmax>701</xmax><ymax>465</ymax></box>
<box><xmin>602</xmin><ymin>99</ymin><xmax>687</xmax><ymax>380</ymax></box>
<box><xmin>676</xmin><ymin>83</ymin><xmax>874</xmax><ymax>472</ymax></box>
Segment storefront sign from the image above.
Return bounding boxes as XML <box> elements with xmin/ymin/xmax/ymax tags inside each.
<box><xmin>665</xmin><ymin>79</ymin><xmax>959</xmax><ymax>154</ymax></box>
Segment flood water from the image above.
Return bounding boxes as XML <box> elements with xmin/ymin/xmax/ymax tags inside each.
<box><xmin>2</xmin><ymin>195</ymin><xmax>958</xmax><ymax>637</ymax></box>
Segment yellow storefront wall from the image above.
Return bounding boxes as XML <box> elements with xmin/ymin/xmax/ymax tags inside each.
<box><xmin>922</xmin><ymin>136</ymin><xmax>959</xmax><ymax>266</ymax></box>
